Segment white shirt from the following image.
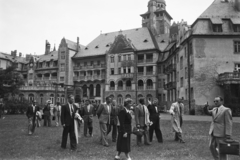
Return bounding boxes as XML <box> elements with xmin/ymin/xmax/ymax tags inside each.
<box><xmin>32</xmin><ymin>105</ymin><xmax>36</xmax><ymax>113</ymax></box>
<box><xmin>68</xmin><ymin>103</ymin><xmax>73</xmax><ymax>116</ymax></box>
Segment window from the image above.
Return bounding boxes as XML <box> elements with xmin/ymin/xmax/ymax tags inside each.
<box><xmin>60</xmin><ymin>77</ymin><xmax>64</xmax><ymax>81</ymax></box>
<box><xmin>185</xmin><ymin>88</ymin><xmax>188</xmax><ymax>100</ymax></box>
<box><xmin>180</xmin><ymin>56</ymin><xmax>183</xmax><ymax>69</ymax></box>
<box><xmin>60</xmin><ymin>63</ymin><xmax>65</xmax><ymax>71</ymax></box>
<box><xmin>84</xmin><ymin>62</ymin><xmax>87</xmax><ymax>66</ymax></box>
<box><xmin>233</xmin><ymin>25</ymin><xmax>240</xmax><ymax>32</ymax></box>
<box><xmin>138</xmin><ymin>55</ymin><xmax>144</xmax><ymax>62</ymax></box>
<box><xmin>189</xmin><ymin>42</ymin><xmax>193</xmax><ymax>55</ymax></box>
<box><xmin>111</xmin><ymin>56</ymin><xmax>114</xmax><ymax>63</ymax></box>
<box><xmin>234</xmin><ymin>64</ymin><xmax>240</xmax><ymax>71</ymax></box>
<box><xmin>128</xmin><ymin>55</ymin><xmax>131</xmax><ymax>60</ymax></box>
<box><xmin>128</xmin><ymin>67</ymin><xmax>131</xmax><ymax>73</ymax></box>
<box><xmin>213</xmin><ymin>24</ymin><xmax>222</xmax><ymax>32</ymax></box>
<box><xmin>138</xmin><ymin>67</ymin><xmax>144</xmax><ymax>75</ymax></box>
<box><xmin>146</xmin><ymin>54</ymin><xmax>153</xmax><ymax>62</ymax></box>
<box><xmin>158</xmin><ymin>79</ymin><xmax>162</xmax><ymax>88</ymax></box>
<box><xmin>118</xmin><ymin>55</ymin><xmax>121</xmax><ymax>62</ymax></box>
<box><xmin>158</xmin><ymin>65</ymin><xmax>162</xmax><ymax>73</ymax></box>
<box><xmin>163</xmin><ymin>94</ymin><xmax>166</xmax><ymax>101</ymax></box>
<box><xmin>185</xmin><ymin>67</ymin><xmax>188</xmax><ymax>79</ymax></box>
<box><xmin>123</xmin><ymin>68</ymin><xmax>126</xmax><ymax>73</ymax></box>
<box><xmin>176</xmin><ymin>54</ymin><xmax>179</xmax><ymax>63</ymax></box>
<box><xmin>90</xmin><ymin>61</ymin><xmax>94</xmax><ymax>66</ymax></box>
<box><xmin>118</xmin><ymin>68</ymin><xmax>121</xmax><ymax>74</ymax></box>
<box><xmin>190</xmin><ymin>64</ymin><xmax>194</xmax><ymax>78</ymax></box>
<box><xmin>234</xmin><ymin>41</ymin><xmax>240</xmax><ymax>53</ymax></box>
<box><xmin>46</xmin><ymin>62</ymin><xmax>50</xmax><ymax>67</ymax></box>
<box><xmin>180</xmin><ymin>77</ymin><xmax>183</xmax><ymax>87</ymax></box>
<box><xmin>111</xmin><ymin>68</ymin><xmax>114</xmax><ymax>75</ymax></box>
<box><xmin>97</xmin><ymin>61</ymin><xmax>100</xmax><ymax>65</ymax></box>
<box><xmin>61</xmin><ymin>51</ymin><xmax>65</xmax><ymax>59</ymax></box>
<box><xmin>123</xmin><ymin>55</ymin><xmax>126</xmax><ymax>61</ymax></box>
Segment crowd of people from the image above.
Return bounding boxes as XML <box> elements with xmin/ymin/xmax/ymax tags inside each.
<box><xmin>26</xmin><ymin>95</ymin><xmax>233</xmax><ymax>160</ymax></box>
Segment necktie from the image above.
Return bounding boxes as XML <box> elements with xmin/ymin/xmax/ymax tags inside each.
<box><xmin>155</xmin><ymin>106</ymin><xmax>158</xmax><ymax>113</ymax></box>
<box><xmin>216</xmin><ymin>108</ymin><xmax>218</xmax><ymax>115</ymax></box>
<box><xmin>33</xmin><ymin>106</ymin><xmax>35</xmax><ymax>113</ymax></box>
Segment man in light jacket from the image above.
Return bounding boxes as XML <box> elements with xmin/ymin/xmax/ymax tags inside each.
<box><xmin>207</xmin><ymin>96</ymin><xmax>232</xmax><ymax>160</ymax></box>
<box><xmin>134</xmin><ymin>98</ymin><xmax>151</xmax><ymax>146</ymax></box>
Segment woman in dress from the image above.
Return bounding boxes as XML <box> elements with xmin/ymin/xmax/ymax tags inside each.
<box><xmin>115</xmin><ymin>98</ymin><xmax>132</xmax><ymax>160</ymax></box>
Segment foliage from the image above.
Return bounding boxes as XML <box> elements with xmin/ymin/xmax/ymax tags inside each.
<box><xmin>4</xmin><ymin>98</ymin><xmax>30</xmax><ymax>114</ymax></box>
<box><xmin>0</xmin><ymin>65</ymin><xmax>24</xmax><ymax>99</ymax></box>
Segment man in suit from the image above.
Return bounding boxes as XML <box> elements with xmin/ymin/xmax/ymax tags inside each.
<box><xmin>147</xmin><ymin>98</ymin><xmax>163</xmax><ymax>143</ymax></box>
<box><xmin>43</xmin><ymin>100</ymin><xmax>52</xmax><ymax>127</ymax></box>
<box><xmin>61</xmin><ymin>95</ymin><xmax>77</xmax><ymax>151</ymax></box>
<box><xmin>97</xmin><ymin>96</ymin><xmax>112</xmax><ymax>147</ymax></box>
<box><xmin>82</xmin><ymin>99</ymin><xmax>94</xmax><ymax>137</ymax></box>
<box><xmin>107</xmin><ymin>99</ymin><xmax>118</xmax><ymax>142</ymax></box>
<box><xmin>207</xmin><ymin>96</ymin><xmax>233</xmax><ymax>160</ymax></box>
<box><xmin>135</xmin><ymin>98</ymin><xmax>151</xmax><ymax>146</ymax></box>
<box><xmin>169</xmin><ymin>98</ymin><xmax>185</xmax><ymax>143</ymax></box>
<box><xmin>26</xmin><ymin>100</ymin><xmax>40</xmax><ymax>135</ymax></box>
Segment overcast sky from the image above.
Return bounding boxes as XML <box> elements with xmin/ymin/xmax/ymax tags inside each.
<box><xmin>0</xmin><ymin>0</ymin><xmax>213</xmax><ymax>56</ymax></box>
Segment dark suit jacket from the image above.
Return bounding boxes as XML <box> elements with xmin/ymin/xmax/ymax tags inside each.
<box><xmin>110</xmin><ymin>105</ymin><xmax>119</xmax><ymax>125</ymax></box>
<box><xmin>82</xmin><ymin>104</ymin><xmax>94</xmax><ymax>123</ymax></box>
<box><xmin>61</xmin><ymin>103</ymin><xmax>77</xmax><ymax>126</ymax></box>
<box><xmin>26</xmin><ymin>105</ymin><xmax>40</xmax><ymax>122</ymax></box>
<box><xmin>147</xmin><ymin>104</ymin><xmax>160</xmax><ymax>122</ymax></box>
<box><xmin>118</xmin><ymin>108</ymin><xmax>132</xmax><ymax>134</ymax></box>
<box><xmin>43</xmin><ymin>105</ymin><xmax>51</xmax><ymax>116</ymax></box>
<box><xmin>97</xmin><ymin>103</ymin><xmax>111</xmax><ymax>124</ymax></box>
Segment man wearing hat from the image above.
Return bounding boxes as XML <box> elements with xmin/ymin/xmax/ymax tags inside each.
<box><xmin>26</xmin><ymin>100</ymin><xmax>40</xmax><ymax>135</ymax></box>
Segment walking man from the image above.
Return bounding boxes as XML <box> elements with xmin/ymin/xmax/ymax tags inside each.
<box><xmin>107</xmin><ymin>100</ymin><xmax>118</xmax><ymax>142</ymax></box>
<box><xmin>147</xmin><ymin>98</ymin><xmax>163</xmax><ymax>143</ymax></box>
<box><xmin>82</xmin><ymin>99</ymin><xmax>94</xmax><ymax>137</ymax></box>
<box><xmin>207</xmin><ymin>96</ymin><xmax>233</xmax><ymax>160</ymax></box>
<box><xmin>169</xmin><ymin>98</ymin><xmax>185</xmax><ymax>143</ymax></box>
<box><xmin>97</xmin><ymin>96</ymin><xmax>112</xmax><ymax>147</ymax></box>
<box><xmin>61</xmin><ymin>95</ymin><xmax>77</xmax><ymax>151</ymax></box>
<box><xmin>26</xmin><ymin>100</ymin><xmax>40</xmax><ymax>135</ymax></box>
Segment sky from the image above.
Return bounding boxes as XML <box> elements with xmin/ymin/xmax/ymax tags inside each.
<box><xmin>0</xmin><ymin>0</ymin><xmax>213</xmax><ymax>56</ymax></box>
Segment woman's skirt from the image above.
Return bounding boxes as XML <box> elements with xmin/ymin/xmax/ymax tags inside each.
<box><xmin>116</xmin><ymin>132</ymin><xmax>131</xmax><ymax>153</ymax></box>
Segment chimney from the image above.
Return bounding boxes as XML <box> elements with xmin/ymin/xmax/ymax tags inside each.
<box><xmin>11</xmin><ymin>50</ymin><xmax>17</xmax><ymax>57</ymax></box>
<box><xmin>77</xmin><ymin>37</ymin><xmax>79</xmax><ymax>52</ymax></box>
<box><xmin>19</xmin><ymin>52</ymin><xmax>22</xmax><ymax>57</ymax></box>
<box><xmin>45</xmin><ymin>40</ymin><xmax>51</xmax><ymax>55</ymax></box>
<box><xmin>235</xmin><ymin>0</ymin><xmax>240</xmax><ymax>11</ymax></box>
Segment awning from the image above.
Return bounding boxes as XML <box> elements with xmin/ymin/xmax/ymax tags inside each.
<box><xmin>231</xmin><ymin>18</ymin><xmax>240</xmax><ymax>24</ymax></box>
<box><xmin>210</xmin><ymin>18</ymin><xmax>223</xmax><ymax>24</ymax></box>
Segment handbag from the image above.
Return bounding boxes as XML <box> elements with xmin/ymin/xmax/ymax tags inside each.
<box><xmin>132</xmin><ymin>127</ymin><xmax>144</xmax><ymax>137</ymax></box>
<box><xmin>219</xmin><ymin>139</ymin><xmax>240</xmax><ymax>155</ymax></box>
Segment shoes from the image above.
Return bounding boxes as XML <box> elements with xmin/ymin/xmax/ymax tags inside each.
<box><xmin>114</xmin><ymin>155</ymin><xmax>120</xmax><ymax>160</ymax></box>
<box><xmin>103</xmin><ymin>144</ymin><xmax>109</xmax><ymax>147</ymax></box>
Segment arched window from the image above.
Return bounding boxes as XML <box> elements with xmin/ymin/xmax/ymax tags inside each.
<box><xmin>118</xmin><ymin>81</ymin><xmax>123</xmax><ymax>90</ymax></box>
<box><xmin>83</xmin><ymin>85</ymin><xmax>88</xmax><ymax>97</ymax></box>
<box><xmin>28</xmin><ymin>94</ymin><xmax>34</xmax><ymax>103</ymax></box>
<box><xmin>126</xmin><ymin>80</ymin><xmax>131</xmax><ymax>90</ymax></box>
<box><xmin>89</xmin><ymin>84</ymin><xmax>94</xmax><ymax>98</ymax></box>
<box><xmin>117</xmin><ymin>95</ymin><xmax>123</xmax><ymax>105</ymax></box>
<box><xmin>138</xmin><ymin>80</ymin><xmax>144</xmax><ymax>90</ymax></box>
<box><xmin>40</xmin><ymin>94</ymin><xmax>44</xmax><ymax>105</ymax></box>
<box><xmin>110</xmin><ymin>81</ymin><xmax>115</xmax><ymax>90</ymax></box>
<box><xmin>147</xmin><ymin>79</ymin><xmax>153</xmax><ymax>90</ymax></box>
<box><xmin>96</xmin><ymin>84</ymin><xmax>101</xmax><ymax>97</ymax></box>
<box><xmin>50</xmin><ymin>94</ymin><xmax>54</xmax><ymax>104</ymax></box>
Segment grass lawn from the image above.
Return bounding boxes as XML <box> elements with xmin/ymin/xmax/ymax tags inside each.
<box><xmin>0</xmin><ymin>115</ymin><xmax>239</xmax><ymax>160</ymax></box>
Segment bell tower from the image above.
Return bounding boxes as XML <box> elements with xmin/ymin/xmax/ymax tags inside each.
<box><xmin>140</xmin><ymin>0</ymin><xmax>172</xmax><ymax>36</ymax></box>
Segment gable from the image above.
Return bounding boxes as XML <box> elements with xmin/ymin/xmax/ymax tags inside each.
<box><xmin>108</xmin><ymin>34</ymin><xmax>134</xmax><ymax>54</ymax></box>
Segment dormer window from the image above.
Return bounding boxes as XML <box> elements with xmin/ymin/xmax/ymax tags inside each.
<box><xmin>95</xmin><ymin>45</ymin><xmax>99</xmax><ymax>49</ymax></box>
<box><xmin>211</xmin><ymin>18</ymin><xmax>223</xmax><ymax>32</ymax></box>
<box><xmin>213</xmin><ymin>24</ymin><xmax>222</xmax><ymax>32</ymax></box>
<box><xmin>143</xmin><ymin>39</ymin><xmax>148</xmax><ymax>43</ymax></box>
<box><xmin>233</xmin><ymin>25</ymin><xmax>240</xmax><ymax>32</ymax></box>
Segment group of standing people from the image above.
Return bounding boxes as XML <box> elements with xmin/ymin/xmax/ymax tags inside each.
<box><xmin>26</xmin><ymin>94</ymin><xmax>233</xmax><ymax>160</ymax></box>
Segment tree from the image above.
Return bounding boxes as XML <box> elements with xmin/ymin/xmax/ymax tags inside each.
<box><xmin>0</xmin><ymin>65</ymin><xmax>24</xmax><ymax>99</ymax></box>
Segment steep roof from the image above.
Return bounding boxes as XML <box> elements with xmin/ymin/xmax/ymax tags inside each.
<box><xmin>0</xmin><ymin>52</ymin><xmax>27</xmax><ymax>63</ymax></box>
<box><xmin>65</xmin><ymin>39</ymin><xmax>85</xmax><ymax>51</ymax></box>
<box><xmin>192</xmin><ymin>0</ymin><xmax>240</xmax><ymax>26</ymax></box>
<box><xmin>73</xmin><ymin>27</ymin><xmax>158</xmax><ymax>58</ymax></box>
<box><xmin>38</xmin><ymin>51</ymin><xmax>58</xmax><ymax>62</ymax></box>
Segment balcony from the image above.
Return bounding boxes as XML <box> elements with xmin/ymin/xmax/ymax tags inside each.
<box><xmin>117</xmin><ymin>87</ymin><xmax>123</xmax><ymax>90</ymax></box>
<box><xmin>164</xmin><ymin>64</ymin><xmax>177</xmax><ymax>74</ymax></box>
<box><xmin>146</xmin><ymin>86</ymin><xmax>153</xmax><ymax>90</ymax></box>
<box><xmin>74</xmin><ymin>75</ymin><xmax>106</xmax><ymax>81</ymax></box>
<box><xmin>164</xmin><ymin>81</ymin><xmax>176</xmax><ymax>90</ymax></box>
<box><xmin>20</xmin><ymin>86</ymin><xmax>64</xmax><ymax>92</ymax></box>
<box><xmin>138</xmin><ymin>86</ymin><xmax>144</xmax><ymax>90</ymax></box>
<box><xmin>43</xmin><ymin>77</ymin><xmax>50</xmax><ymax>80</ymax></box>
<box><xmin>217</xmin><ymin>72</ymin><xmax>240</xmax><ymax>85</ymax></box>
<box><xmin>137</xmin><ymin>72</ymin><xmax>144</xmax><ymax>76</ymax></box>
<box><xmin>121</xmin><ymin>73</ymin><xmax>134</xmax><ymax>79</ymax></box>
<box><xmin>74</xmin><ymin>66</ymin><xmax>81</xmax><ymax>70</ymax></box>
<box><xmin>138</xmin><ymin>59</ymin><xmax>144</xmax><ymax>63</ymax></box>
<box><xmin>109</xmin><ymin>87</ymin><xmax>115</xmax><ymax>91</ymax></box>
<box><xmin>121</xmin><ymin>60</ymin><xmax>134</xmax><ymax>67</ymax></box>
<box><xmin>146</xmin><ymin>59</ymin><xmax>153</xmax><ymax>63</ymax></box>
<box><xmin>146</xmin><ymin>72</ymin><xmax>153</xmax><ymax>75</ymax></box>
<box><xmin>51</xmin><ymin>76</ymin><xmax>57</xmax><ymax>80</ymax></box>
<box><xmin>126</xmin><ymin>87</ymin><xmax>132</xmax><ymax>90</ymax></box>
<box><xmin>87</xmin><ymin>65</ymin><xmax>94</xmax><ymax>69</ymax></box>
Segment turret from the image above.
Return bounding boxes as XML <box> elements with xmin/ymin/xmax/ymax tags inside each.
<box><xmin>45</xmin><ymin>40</ymin><xmax>51</xmax><ymax>55</ymax></box>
